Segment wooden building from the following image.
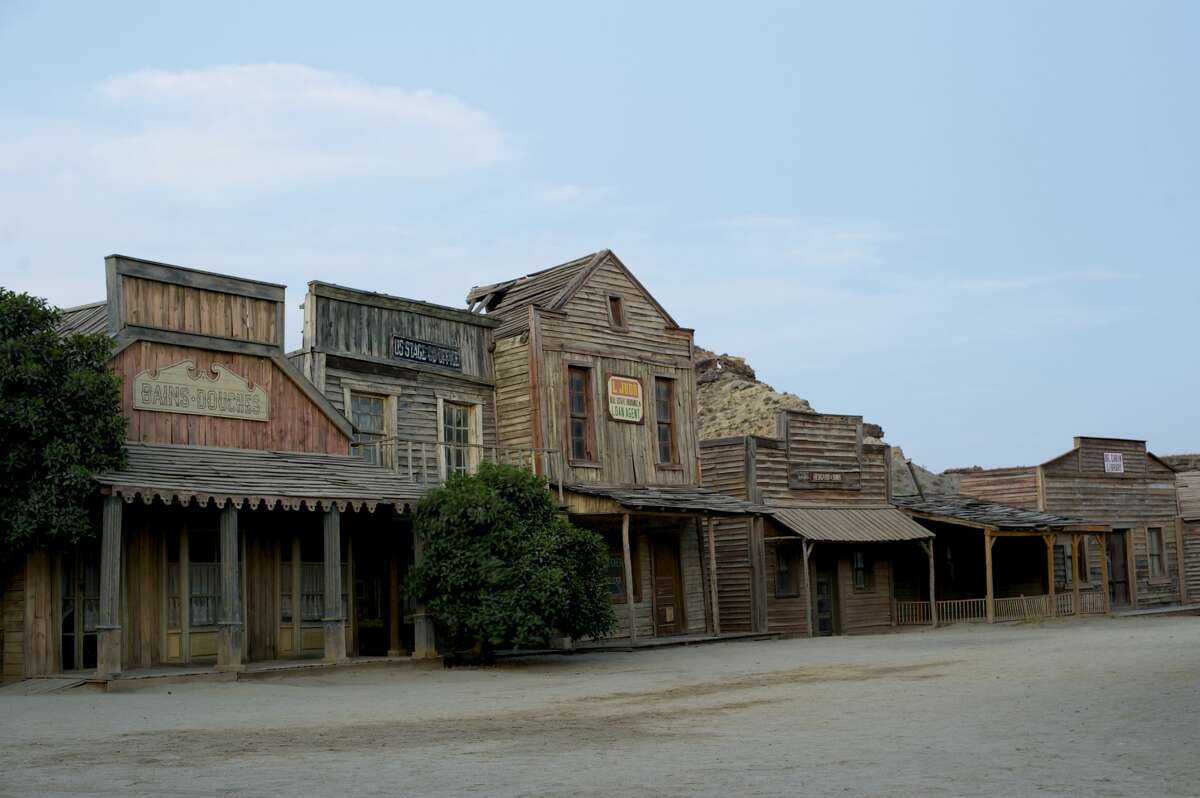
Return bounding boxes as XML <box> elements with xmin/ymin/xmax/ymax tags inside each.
<box><xmin>1</xmin><ymin>255</ymin><xmax>424</xmax><ymax>684</ymax></box>
<box><xmin>1172</xmin><ymin>469</ymin><xmax>1199</xmax><ymax>604</ymax></box>
<box><xmin>956</xmin><ymin>437</ymin><xmax>1184</xmax><ymax>610</ymax></box>
<box><xmin>700</xmin><ymin>410</ymin><xmax>934</xmax><ymax>637</ymax></box>
<box><xmin>466</xmin><ymin>250</ymin><xmax>768</xmax><ymax>639</ymax></box>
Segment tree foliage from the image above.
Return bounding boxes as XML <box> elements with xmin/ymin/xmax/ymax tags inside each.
<box><xmin>0</xmin><ymin>290</ymin><xmax>126</xmax><ymax>564</ymax></box>
<box><xmin>407</xmin><ymin>463</ymin><xmax>615</xmax><ymax>654</ymax></box>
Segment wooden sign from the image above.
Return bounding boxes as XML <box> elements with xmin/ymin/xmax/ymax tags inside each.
<box><xmin>607</xmin><ymin>375</ymin><xmax>643</xmax><ymax>423</ymax></box>
<box><xmin>789</xmin><ymin>465</ymin><xmax>862</xmax><ymax>490</ymax></box>
<box><xmin>1104</xmin><ymin>452</ymin><xmax>1125</xmax><ymax>474</ymax></box>
<box><xmin>133</xmin><ymin>360</ymin><xmax>268</xmax><ymax>421</ymax></box>
<box><xmin>390</xmin><ymin>335</ymin><xmax>462</xmax><ymax>371</ymax></box>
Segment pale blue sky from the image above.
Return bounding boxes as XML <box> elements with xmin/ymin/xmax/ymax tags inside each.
<box><xmin>1</xmin><ymin>1</ymin><xmax>1197</xmax><ymax>470</ymax></box>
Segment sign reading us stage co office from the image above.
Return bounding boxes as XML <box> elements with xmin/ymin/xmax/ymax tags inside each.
<box><xmin>390</xmin><ymin>335</ymin><xmax>462</xmax><ymax>371</ymax></box>
<box><xmin>133</xmin><ymin>360</ymin><xmax>269</xmax><ymax>422</ymax></box>
<box><xmin>607</xmin><ymin>375</ymin><xmax>643</xmax><ymax>423</ymax></box>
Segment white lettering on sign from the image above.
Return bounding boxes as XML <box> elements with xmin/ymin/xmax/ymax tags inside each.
<box><xmin>1104</xmin><ymin>452</ymin><xmax>1125</xmax><ymax>474</ymax></box>
<box><xmin>810</xmin><ymin>472</ymin><xmax>844</xmax><ymax>483</ymax></box>
<box><xmin>133</xmin><ymin>360</ymin><xmax>269</xmax><ymax>422</ymax></box>
<box><xmin>607</xmin><ymin>375</ymin><xmax>643</xmax><ymax>423</ymax></box>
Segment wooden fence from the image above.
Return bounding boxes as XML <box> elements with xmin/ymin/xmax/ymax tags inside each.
<box><xmin>898</xmin><ymin>592</ymin><xmax>1109</xmax><ymax>626</ymax></box>
<box><xmin>896</xmin><ymin>601</ymin><xmax>931</xmax><ymax>625</ymax></box>
<box><xmin>1055</xmin><ymin>593</ymin><xmax>1075</xmax><ymax>616</ymax></box>
<box><xmin>937</xmin><ymin>598</ymin><xmax>987</xmax><ymax>624</ymax></box>
<box><xmin>994</xmin><ymin>594</ymin><xmax>1053</xmax><ymax>622</ymax></box>
<box><xmin>1079</xmin><ymin>591</ymin><xmax>1106</xmax><ymax>615</ymax></box>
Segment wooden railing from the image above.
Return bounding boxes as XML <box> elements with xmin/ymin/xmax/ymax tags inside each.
<box><xmin>1055</xmin><ymin>593</ymin><xmax>1075</xmax><ymax>616</ymax></box>
<box><xmin>896</xmin><ymin>600</ymin><xmax>931</xmax><ymax>625</ymax></box>
<box><xmin>994</xmin><ymin>594</ymin><xmax>1054</xmax><ymax>622</ymax></box>
<box><xmin>1079</xmin><ymin>591</ymin><xmax>1106</xmax><ymax>615</ymax></box>
<box><xmin>937</xmin><ymin>598</ymin><xmax>986</xmax><ymax>624</ymax></box>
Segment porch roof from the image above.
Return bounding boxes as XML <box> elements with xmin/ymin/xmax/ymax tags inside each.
<box><xmin>769</xmin><ymin>504</ymin><xmax>934</xmax><ymax>543</ymax></box>
<box><xmin>565</xmin><ymin>483</ymin><xmax>773</xmax><ymax>516</ymax></box>
<box><xmin>891</xmin><ymin>494</ymin><xmax>1105</xmax><ymax>532</ymax></box>
<box><xmin>96</xmin><ymin>441</ymin><xmax>425</xmax><ymax>512</ymax></box>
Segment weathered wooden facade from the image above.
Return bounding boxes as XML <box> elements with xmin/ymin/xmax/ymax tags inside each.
<box><xmin>467</xmin><ymin>250</ymin><xmax>767</xmax><ymax>639</ymax></box>
<box><xmin>1176</xmin><ymin>469</ymin><xmax>1200</xmax><ymax>604</ymax></box>
<box><xmin>0</xmin><ymin>255</ymin><xmax>424</xmax><ymax>683</ymax></box>
<box><xmin>956</xmin><ymin>437</ymin><xmax>1184</xmax><ymax>610</ymax></box>
<box><xmin>700</xmin><ymin>411</ymin><xmax>934</xmax><ymax>637</ymax></box>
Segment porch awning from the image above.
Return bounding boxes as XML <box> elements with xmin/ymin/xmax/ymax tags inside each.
<box><xmin>891</xmin><ymin>494</ymin><xmax>1105</xmax><ymax>532</ymax></box>
<box><xmin>769</xmin><ymin>504</ymin><xmax>934</xmax><ymax>543</ymax></box>
<box><xmin>565</xmin><ymin>483</ymin><xmax>773</xmax><ymax>516</ymax></box>
<box><xmin>96</xmin><ymin>441</ymin><xmax>426</xmax><ymax>512</ymax></box>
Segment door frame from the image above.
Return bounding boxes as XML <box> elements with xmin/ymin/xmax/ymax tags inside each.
<box><xmin>810</xmin><ymin>554</ymin><xmax>841</xmax><ymax>637</ymax></box>
<box><xmin>649</xmin><ymin>533</ymin><xmax>686</xmax><ymax>637</ymax></box>
<box><xmin>1107</xmin><ymin>528</ymin><xmax>1133</xmax><ymax>608</ymax></box>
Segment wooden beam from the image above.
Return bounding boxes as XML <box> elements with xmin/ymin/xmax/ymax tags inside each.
<box><xmin>96</xmin><ymin>496</ymin><xmax>123</xmax><ymax>679</ymax></box>
<box><xmin>984</xmin><ymin>529</ymin><xmax>995</xmax><ymax>624</ymax></box>
<box><xmin>1072</xmin><ymin>534</ymin><xmax>1082</xmax><ymax>616</ymax></box>
<box><xmin>1176</xmin><ymin>517</ymin><xmax>1188</xmax><ymax>606</ymax></box>
<box><xmin>622</xmin><ymin>513</ymin><xmax>637</xmax><ymax>640</ymax></box>
<box><xmin>1044</xmin><ymin>534</ymin><xmax>1056</xmax><ymax>618</ymax></box>
<box><xmin>1100</xmin><ymin>532</ymin><xmax>1112</xmax><ymax>615</ymax></box>
<box><xmin>323</xmin><ymin>507</ymin><xmax>347</xmax><ymax>661</ymax></box>
<box><xmin>923</xmin><ymin>540</ymin><xmax>937</xmax><ymax>628</ymax></box>
<box><xmin>802</xmin><ymin>539</ymin><xmax>814</xmax><ymax>638</ymax></box>
<box><xmin>707</xmin><ymin>516</ymin><xmax>721</xmax><ymax>636</ymax></box>
<box><xmin>216</xmin><ymin>502</ymin><xmax>244</xmax><ymax>671</ymax></box>
<box><xmin>749</xmin><ymin>516</ymin><xmax>768</xmax><ymax>633</ymax></box>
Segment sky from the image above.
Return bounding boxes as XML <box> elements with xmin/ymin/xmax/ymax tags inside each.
<box><xmin>1</xmin><ymin>1</ymin><xmax>1197</xmax><ymax>471</ymax></box>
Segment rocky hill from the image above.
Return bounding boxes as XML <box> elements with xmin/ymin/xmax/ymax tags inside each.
<box><xmin>694</xmin><ymin>346</ymin><xmax>956</xmax><ymax>497</ymax></box>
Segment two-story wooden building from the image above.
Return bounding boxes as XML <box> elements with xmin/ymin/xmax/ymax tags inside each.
<box><xmin>1</xmin><ymin>255</ymin><xmax>424</xmax><ymax>684</ymax></box>
<box><xmin>466</xmin><ymin>250</ymin><xmax>769</xmax><ymax>639</ymax></box>
<box><xmin>700</xmin><ymin>411</ymin><xmax>934</xmax><ymax>637</ymax></box>
<box><xmin>957</xmin><ymin>436</ymin><xmax>1184</xmax><ymax>610</ymax></box>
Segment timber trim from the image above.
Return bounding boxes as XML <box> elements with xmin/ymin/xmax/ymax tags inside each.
<box><xmin>308</xmin><ymin>281</ymin><xmax>499</xmax><ymax>328</ymax></box>
<box><xmin>107</xmin><ymin>254</ymin><xmax>285</xmax><ymax>302</ymax></box>
<box><xmin>314</xmin><ymin>347</ymin><xmax>496</xmax><ymax>387</ymax></box>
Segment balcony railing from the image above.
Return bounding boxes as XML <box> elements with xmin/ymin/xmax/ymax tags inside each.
<box><xmin>350</xmin><ymin>437</ymin><xmax>565</xmax><ymax>502</ymax></box>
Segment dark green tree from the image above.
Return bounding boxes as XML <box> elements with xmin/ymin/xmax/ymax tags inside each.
<box><xmin>0</xmin><ymin>290</ymin><xmax>125</xmax><ymax>564</ymax></box>
<box><xmin>407</xmin><ymin>463</ymin><xmax>615</xmax><ymax>659</ymax></box>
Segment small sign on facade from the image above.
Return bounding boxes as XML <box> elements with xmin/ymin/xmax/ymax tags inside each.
<box><xmin>1104</xmin><ymin>452</ymin><xmax>1125</xmax><ymax>473</ymax></box>
<box><xmin>607</xmin><ymin>375</ymin><xmax>644</xmax><ymax>423</ymax></box>
<box><xmin>789</xmin><ymin>465</ymin><xmax>862</xmax><ymax>490</ymax></box>
<box><xmin>390</xmin><ymin>335</ymin><xmax>462</xmax><ymax>371</ymax></box>
<box><xmin>133</xmin><ymin>360</ymin><xmax>269</xmax><ymax>422</ymax></box>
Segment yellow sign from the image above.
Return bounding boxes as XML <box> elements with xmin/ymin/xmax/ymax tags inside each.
<box><xmin>133</xmin><ymin>360</ymin><xmax>269</xmax><ymax>422</ymax></box>
<box><xmin>607</xmin><ymin>375</ymin><xmax>643</xmax><ymax>423</ymax></box>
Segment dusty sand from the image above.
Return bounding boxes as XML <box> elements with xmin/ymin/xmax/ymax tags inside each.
<box><xmin>1</xmin><ymin>615</ymin><xmax>1198</xmax><ymax>797</ymax></box>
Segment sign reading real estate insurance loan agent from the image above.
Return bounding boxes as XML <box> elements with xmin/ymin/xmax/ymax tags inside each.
<box><xmin>607</xmin><ymin>375</ymin><xmax>643</xmax><ymax>422</ymax></box>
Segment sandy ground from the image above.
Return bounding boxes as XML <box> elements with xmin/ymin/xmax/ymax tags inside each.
<box><xmin>1</xmin><ymin>615</ymin><xmax>1198</xmax><ymax>797</ymax></box>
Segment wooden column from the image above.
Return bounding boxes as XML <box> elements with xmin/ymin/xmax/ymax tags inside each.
<box><xmin>802</xmin><ymin>540</ymin><xmax>814</xmax><ymax>638</ymax></box>
<box><xmin>1071</xmin><ymin>534</ymin><xmax>1082</xmax><ymax>616</ymax></box>
<box><xmin>322</xmin><ymin>506</ymin><xmax>347</xmax><ymax>661</ymax></box>
<box><xmin>387</xmin><ymin>546</ymin><xmax>403</xmax><ymax>657</ymax></box>
<box><xmin>706</xmin><ymin>515</ymin><xmax>721</xmax><ymax>636</ymax></box>
<box><xmin>984</xmin><ymin>529</ymin><xmax>995</xmax><ymax>624</ymax></box>
<box><xmin>922</xmin><ymin>540</ymin><xmax>937</xmax><ymax>627</ymax></box>
<box><xmin>621</xmin><ymin>513</ymin><xmax>637</xmax><ymax>640</ymax></box>
<box><xmin>748</xmin><ymin>516</ymin><xmax>768</xmax><ymax>633</ymax></box>
<box><xmin>412</xmin><ymin>529</ymin><xmax>437</xmax><ymax>658</ymax></box>
<box><xmin>1176</xmin><ymin>518</ymin><xmax>1188</xmax><ymax>606</ymax></box>
<box><xmin>216</xmin><ymin>502</ymin><xmax>244</xmax><ymax>671</ymax></box>
<box><xmin>1100</xmin><ymin>533</ymin><xmax>1112</xmax><ymax>614</ymax></box>
<box><xmin>96</xmin><ymin>496</ymin><xmax>123</xmax><ymax>679</ymax></box>
<box><xmin>1044</xmin><ymin>534</ymin><xmax>1056</xmax><ymax>618</ymax></box>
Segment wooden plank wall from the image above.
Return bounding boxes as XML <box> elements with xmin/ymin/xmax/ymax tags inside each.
<box><xmin>1184</xmin><ymin>521</ymin><xmax>1200</xmax><ymax>602</ymax></box>
<box><xmin>699</xmin><ymin>440</ymin><xmax>754</xmax><ymax>632</ymax></box>
<box><xmin>113</xmin><ymin>342</ymin><xmax>349</xmax><ymax>454</ymax></box>
<box><xmin>837</xmin><ymin>552</ymin><xmax>894</xmax><ymax>634</ymax></box>
<box><xmin>245</xmin><ymin>532</ymin><xmax>280</xmax><ymax>662</ymax></box>
<box><xmin>122</xmin><ymin>276</ymin><xmax>281</xmax><ymax>346</ymax></box>
<box><xmin>764</xmin><ymin>540</ymin><xmax>809</xmax><ymax>636</ymax></box>
<box><xmin>23</xmin><ymin>551</ymin><xmax>53</xmax><ymax>677</ymax></box>
<box><xmin>2</xmin><ymin>560</ymin><xmax>25</xmax><ymax>682</ymax></box>
<box><xmin>493</xmin><ymin>336</ymin><xmax>533</xmax><ymax>453</ymax></box>
<box><xmin>680</xmin><ymin>526</ymin><xmax>708</xmax><ymax>635</ymax></box>
<box><xmin>756</xmin><ymin>415</ymin><xmax>889</xmax><ymax>505</ymax></box>
<box><xmin>957</xmin><ymin>468</ymin><xmax>1040</xmax><ymax>509</ymax></box>
<box><xmin>123</xmin><ymin>524</ymin><xmax>162</xmax><ymax>669</ymax></box>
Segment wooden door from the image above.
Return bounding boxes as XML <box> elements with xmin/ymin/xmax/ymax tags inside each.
<box><xmin>245</xmin><ymin>534</ymin><xmax>278</xmax><ymax>662</ymax></box>
<box><xmin>813</xmin><ymin>563</ymin><xmax>838</xmax><ymax>637</ymax></box>
<box><xmin>353</xmin><ymin>541</ymin><xmax>389</xmax><ymax>656</ymax></box>
<box><xmin>1108</xmin><ymin>532</ymin><xmax>1130</xmax><ymax>607</ymax></box>
<box><xmin>59</xmin><ymin>552</ymin><xmax>98</xmax><ymax>672</ymax></box>
<box><xmin>652</xmin><ymin>536</ymin><xmax>686</xmax><ymax>636</ymax></box>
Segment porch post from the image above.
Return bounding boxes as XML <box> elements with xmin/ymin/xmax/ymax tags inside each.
<box><xmin>984</xmin><ymin>529</ymin><xmax>995</xmax><ymax>624</ymax></box>
<box><xmin>216</xmin><ymin>502</ymin><xmax>244</xmax><ymax>671</ymax></box>
<box><xmin>1071</xmin><ymin>534</ymin><xmax>1081</xmax><ymax>615</ymax></box>
<box><xmin>387</xmin><ymin>546</ymin><xmax>403</xmax><ymax>657</ymax></box>
<box><xmin>802</xmin><ymin>540</ymin><xmax>814</xmax><ymax>638</ymax></box>
<box><xmin>923</xmin><ymin>540</ymin><xmax>937</xmax><ymax>628</ymax></box>
<box><xmin>621</xmin><ymin>513</ymin><xmax>637</xmax><ymax>640</ymax></box>
<box><xmin>1100</xmin><ymin>533</ymin><xmax>1112</xmax><ymax>614</ymax></box>
<box><xmin>96</xmin><ymin>495</ymin><xmax>123</xmax><ymax>679</ymax></box>
<box><xmin>412</xmin><ymin>529</ymin><xmax>438</xmax><ymax>658</ymax></box>
<box><xmin>322</xmin><ymin>506</ymin><xmax>347</xmax><ymax>661</ymax></box>
<box><xmin>1044</xmin><ymin>534</ymin><xmax>1056</xmax><ymax>618</ymax></box>
<box><xmin>706</xmin><ymin>515</ymin><xmax>721</xmax><ymax>636</ymax></box>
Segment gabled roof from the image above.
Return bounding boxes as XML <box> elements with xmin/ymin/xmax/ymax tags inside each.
<box><xmin>465</xmin><ymin>249</ymin><xmax>680</xmax><ymax>337</ymax></box>
<box><xmin>56</xmin><ymin>301</ymin><xmax>109</xmax><ymax>337</ymax></box>
<box><xmin>769</xmin><ymin>504</ymin><xmax>933</xmax><ymax>543</ymax></box>
<box><xmin>892</xmin><ymin>494</ymin><xmax>1102</xmax><ymax>532</ymax></box>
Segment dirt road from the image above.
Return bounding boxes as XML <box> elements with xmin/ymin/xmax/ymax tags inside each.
<box><xmin>1</xmin><ymin>615</ymin><xmax>1197</xmax><ymax>797</ymax></box>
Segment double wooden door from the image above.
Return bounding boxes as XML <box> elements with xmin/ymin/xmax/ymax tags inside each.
<box><xmin>652</xmin><ymin>536</ymin><xmax>686</xmax><ymax>636</ymax></box>
<box><xmin>59</xmin><ymin>553</ymin><xmax>99</xmax><ymax>672</ymax></box>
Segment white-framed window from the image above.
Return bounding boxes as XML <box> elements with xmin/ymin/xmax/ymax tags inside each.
<box><xmin>349</xmin><ymin>392</ymin><xmax>386</xmax><ymax>465</ymax></box>
<box><xmin>437</xmin><ymin>394</ymin><xmax>483</xmax><ymax>479</ymax></box>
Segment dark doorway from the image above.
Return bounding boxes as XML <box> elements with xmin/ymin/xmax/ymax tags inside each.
<box><xmin>354</xmin><ymin>536</ymin><xmax>391</xmax><ymax>656</ymax></box>
<box><xmin>651</xmin><ymin>536</ymin><xmax>686</xmax><ymax>636</ymax></box>
<box><xmin>59</xmin><ymin>552</ymin><xmax>98</xmax><ymax>672</ymax></box>
<box><xmin>812</xmin><ymin>558</ymin><xmax>839</xmax><ymax>636</ymax></box>
<box><xmin>1108</xmin><ymin>531</ymin><xmax>1130</xmax><ymax>607</ymax></box>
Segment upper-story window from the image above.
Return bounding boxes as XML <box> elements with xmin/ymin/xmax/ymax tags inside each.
<box><xmin>442</xmin><ymin>401</ymin><xmax>472</xmax><ymax>477</ymax></box>
<box><xmin>607</xmin><ymin>294</ymin><xmax>626</xmax><ymax>330</ymax></box>
<box><xmin>568</xmin><ymin>366</ymin><xmax>595</xmax><ymax>463</ymax></box>
<box><xmin>350</xmin><ymin>392</ymin><xmax>386</xmax><ymax>465</ymax></box>
<box><xmin>654</xmin><ymin>377</ymin><xmax>677</xmax><ymax>465</ymax></box>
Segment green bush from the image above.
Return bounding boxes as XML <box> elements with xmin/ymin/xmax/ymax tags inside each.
<box><xmin>406</xmin><ymin>463</ymin><xmax>615</xmax><ymax>656</ymax></box>
<box><xmin>0</xmin><ymin>290</ymin><xmax>125</xmax><ymax>565</ymax></box>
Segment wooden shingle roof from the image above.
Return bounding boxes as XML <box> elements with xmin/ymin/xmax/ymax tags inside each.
<box><xmin>55</xmin><ymin>301</ymin><xmax>109</xmax><ymax>337</ymax></box>
<box><xmin>892</xmin><ymin>494</ymin><xmax>1100</xmax><ymax>531</ymax></box>
<box><xmin>566</xmin><ymin>483</ymin><xmax>772</xmax><ymax>516</ymax></box>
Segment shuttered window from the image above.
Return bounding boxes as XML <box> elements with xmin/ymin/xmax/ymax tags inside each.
<box><xmin>853</xmin><ymin>550</ymin><xmax>875</xmax><ymax>592</ymax></box>
<box><xmin>654</xmin><ymin>377</ymin><xmax>677</xmax><ymax>465</ymax></box>
<box><xmin>775</xmin><ymin>547</ymin><xmax>801</xmax><ymax>597</ymax></box>
<box><xmin>568</xmin><ymin>366</ymin><xmax>595</xmax><ymax>462</ymax></box>
<box><xmin>1148</xmin><ymin>527</ymin><xmax>1166</xmax><ymax>578</ymax></box>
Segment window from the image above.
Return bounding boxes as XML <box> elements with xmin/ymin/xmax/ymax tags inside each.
<box><xmin>166</xmin><ymin>531</ymin><xmax>181</xmax><ymax>629</ymax></box>
<box><xmin>442</xmin><ymin>401</ymin><xmax>472</xmax><ymax>476</ymax></box>
<box><xmin>1147</xmin><ymin>527</ymin><xmax>1166</xmax><ymax>578</ymax></box>
<box><xmin>775</xmin><ymin>546</ymin><xmax>802</xmax><ymax>597</ymax></box>
<box><xmin>607</xmin><ymin>294</ymin><xmax>626</xmax><ymax>329</ymax></box>
<box><xmin>568</xmin><ymin>366</ymin><xmax>595</xmax><ymax>462</ymax></box>
<box><xmin>654</xmin><ymin>377</ymin><xmax>677</xmax><ymax>465</ymax></box>
<box><xmin>189</xmin><ymin>528</ymin><xmax>220</xmax><ymax>627</ymax></box>
<box><xmin>606</xmin><ymin>531</ymin><xmax>642</xmax><ymax>602</ymax></box>
<box><xmin>350</xmin><ymin>393</ymin><xmax>386</xmax><ymax>465</ymax></box>
<box><xmin>853</xmin><ymin>550</ymin><xmax>874</xmax><ymax>592</ymax></box>
<box><xmin>1077</xmin><ymin>539</ymin><xmax>1090</xmax><ymax>584</ymax></box>
<box><xmin>300</xmin><ymin>533</ymin><xmax>324</xmax><ymax>622</ymax></box>
<box><xmin>279</xmin><ymin>560</ymin><xmax>293</xmax><ymax>623</ymax></box>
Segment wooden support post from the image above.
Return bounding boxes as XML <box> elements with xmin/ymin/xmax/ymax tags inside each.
<box><xmin>984</xmin><ymin>529</ymin><xmax>995</xmax><ymax>624</ymax></box>
<box><xmin>1100</xmin><ymin>533</ymin><xmax>1112</xmax><ymax>614</ymax></box>
<box><xmin>1044</xmin><ymin>534</ymin><xmax>1056</xmax><ymax>618</ymax></box>
<box><xmin>923</xmin><ymin>540</ymin><xmax>937</xmax><ymax>627</ymax></box>
<box><xmin>622</xmin><ymin>513</ymin><xmax>637</xmax><ymax>640</ymax></box>
<box><xmin>96</xmin><ymin>495</ymin><xmax>123</xmax><ymax>679</ymax></box>
<box><xmin>217</xmin><ymin>502</ymin><xmax>244</xmax><ymax>671</ymax></box>
<box><xmin>412</xmin><ymin>528</ymin><xmax>437</xmax><ymax>658</ymax></box>
<box><xmin>748</xmin><ymin>516</ymin><xmax>768</xmax><ymax>633</ymax></box>
<box><xmin>1176</xmin><ymin>518</ymin><xmax>1188</xmax><ymax>606</ymax></box>
<box><xmin>802</xmin><ymin>540</ymin><xmax>814</xmax><ymax>638</ymax></box>
<box><xmin>1071</xmin><ymin>534</ymin><xmax>1082</xmax><ymax>616</ymax></box>
<box><xmin>706</xmin><ymin>515</ymin><xmax>721</xmax><ymax>637</ymax></box>
<box><xmin>322</xmin><ymin>506</ymin><xmax>347</xmax><ymax>661</ymax></box>
<box><xmin>387</xmin><ymin>546</ymin><xmax>403</xmax><ymax>657</ymax></box>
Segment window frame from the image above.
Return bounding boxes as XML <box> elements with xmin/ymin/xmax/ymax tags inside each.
<box><xmin>653</xmin><ymin>376</ymin><xmax>680</xmax><ymax>468</ymax></box>
<box><xmin>606</xmin><ymin>293</ymin><xmax>628</xmax><ymax>331</ymax></box>
<box><xmin>1147</xmin><ymin>526</ymin><xmax>1167</xmax><ymax>580</ymax></box>
<box><xmin>436</xmin><ymin>393</ymin><xmax>484</xmax><ymax>479</ymax></box>
<box><xmin>852</xmin><ymin>549</ymin><xmax>875</xmax><ymax>593</ymax></box>
<box><xmin>566</xmin><ymin>365</ymin><xmax>598</xmax><ymax>465</ymax></box>
<box><xmin>774</xmin><ymin>545</ymin><xmax>802</xmax><ymax>598</ymax></box>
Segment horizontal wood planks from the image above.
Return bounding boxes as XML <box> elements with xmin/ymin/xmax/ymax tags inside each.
<box><xmin>493</xmin><ymin>336</ymin><xmax>533</xmax><ymax>453</ymax></box>
<box><xmin>958</xmin><ymin>468</ymin><xmax>1040</xmax><ymax>509</ymax></box>
<box><xmin>122</xmin><ymin>525</ymin><xmax>162</xmax><ymax>669</ymax></box>
<box><xmin>2</xmin><ymin>561</ymin><xmax>25</xmax><ymax>682</ymax></box>
<box><xmin>1184</xmin><ymin>521</ymin><xmax>1200</xmax><ymax>602</ymax></box>
<box><xmin>122</xmin><ymin>276</ymin><xmax>280</xmax><ymax>347</ymax></box>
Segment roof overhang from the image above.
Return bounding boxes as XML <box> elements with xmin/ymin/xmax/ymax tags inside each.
<box><xmin>769</xmin><ymin>504</ymin><xmax>934</xmax><ymax>543</ymax></box>
<box><xmin>564</xmin><ymin>484</ymin><xmax>772</xmax><ymax>516</ymax></box>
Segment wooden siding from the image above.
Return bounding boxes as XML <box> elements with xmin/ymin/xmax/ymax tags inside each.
<box><xmin>958</xmin><ymin>468</ymin><xmax>1040</xmax><ymax>509</ymax></box>
<box><xmin>765</xmin><ymin>535</ymin><xmax>809</xmax><ymax>636</ymax></box>
<box><xmin>699</xmin><ymin>440</ymin><xmax>753</xmax><ymax>631</ymax></box>
<box><xmin>493</xmin><ymin>336</ymin><xmax>533</xmax><ymax>453</ymax></box>
<box><xmin>122</xmin><ymin>524</ymin><xmax>162</xmax><ymax>669</ymax></box>
<box><xmin>1184</xmin><ymin>521</ymin><xmax>1200</xmax><ymax>603</ymax></box>
<box><xmin>23</xmin><ymin>551</ymin><xmax>53</xmax><ymax>677</ymax></box>
<box><xmin>756</xmin><ymin>414</ymin><xmax>889</xmax><ymax>506</ymax></box>
<box><xmin>113</xmin><ymin>341</ymin><xmax>349</xmax><ymax>454</ymax></box>
<box><xmin>2</xmin><ymin>560</ymin><xmax>25</xmax><ymax>682</ymax></box>
<box><xmin>838</xmin><ymin>553</ymin><xmax>894</xmax><ymax>634</ymax></box>
<box><xmin>122</xmin><ymin>275</ymin><xmax>280</xmax><ymax>346</ymax></box>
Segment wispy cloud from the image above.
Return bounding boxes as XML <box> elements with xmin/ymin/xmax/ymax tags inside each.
<box><xmin>527</xmin><ymin>182</ymin><xmax>613</xmax><ymax>210</ymax></box>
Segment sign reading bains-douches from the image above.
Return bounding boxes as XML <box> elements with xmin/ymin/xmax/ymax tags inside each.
<box><xmin>607</xmin><ymin>375</ymin><xmax>643</xmax><ymax>422</ymax></box>
<box><xmin>390</xmin><ymin>334</ymin><xmax>462</xmax><ymax>371</ymax></box>
<box><xmin>133</xmin><ymin>360</ymin><xmax>269</xmax><ymax>421</ymax></box>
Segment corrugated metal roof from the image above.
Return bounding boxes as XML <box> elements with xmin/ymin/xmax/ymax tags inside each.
<box><xmin>56</xmin><ymin>301</ymin><xmax>109</xmax><ymax>337</ymax></box>
<box><xmin>1177</xmin><ymin>470</ymin><xmax>1200</xmax><ymax>521</ymax></box>
<box><xmin>566</xmin><ymin>483</ymin><xmax>771</xmax><ymax>516</ymax></box>
<box><xmin>892</xmin><ymin>494</ymin><xmax>1092</xmax><ymax>530</ymax></box>
<box><xmin>96</xmin><ymin>442</ymin><xmax>426</xmax><ymax>512</ymax></box>
<box><xmin>770</xmin><ymin>504</ymin><xmax>933</xmax><ymax>543</ymax></box>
